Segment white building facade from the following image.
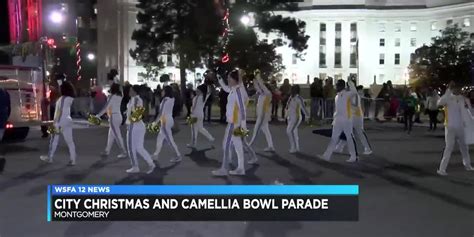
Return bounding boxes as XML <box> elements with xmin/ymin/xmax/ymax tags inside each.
<box><xmin>97</xmin><ymin>0</ymin><xmax>474</xmax><ymax>87</ymax></box>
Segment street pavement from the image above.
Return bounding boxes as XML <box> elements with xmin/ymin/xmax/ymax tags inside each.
<box><xmin>0</xmin><ymin>120</ymin><xmax>473</xmax><ymax>237</ymax></box>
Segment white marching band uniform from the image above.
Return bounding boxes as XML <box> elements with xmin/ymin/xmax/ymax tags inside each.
<box><xmin>96</xmin><ymin>94</ymin><xmax>127</xmax><ymax>158</ymax></box>
<box><xmin>126</xmin><ymin>95</ymin><xmax>155</xmax><ymax>174</ymax></box>
<box><xmin>322</xmin><ymin>82</ymin><xmax>358</xmax><ymax>162</ymax></box>
<box><xmin>188</xmin><ymin>93</ymin><xmax>215</xmax><ymax>147</ymax></box>
<box><xmin>285</xmin><ymin>94</ymin><xmax>308</xmax><ymax>153</ymax></box>
<box><xmin>213</xmin><ymin>76</ymin><xmax>254</xmax><ymax>176</ymax></box>
<box><xmin>334</xmin><ymin>89</ymin><xmax>373</xmax><ymax>155</ymax></box>
<box><xmin>40</xmin><ymin>96</ymin><xmax>77</xmax><ymax>165</ymax></box>
<box><xmin>153</xmin><ymin>97</ymin><xmax>182</xmax><ymax>162</ymax></box>
<box><xmin>249</xmin><ymin>74</ymin><xmax>274</xmax><ymax>151</ymax></box>
<box><xmin>437</xmin><ymin>88</ymin><xmax>473</xmax><ymax>175</ymax></box>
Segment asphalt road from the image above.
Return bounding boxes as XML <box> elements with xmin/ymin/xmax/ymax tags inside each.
<box><xmin>0</xmin><ymin>120</ymin><xmax>473</xmax><ymax>237</ymax></box>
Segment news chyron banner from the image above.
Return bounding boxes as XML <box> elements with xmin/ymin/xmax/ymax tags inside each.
<box><xmin>47</xmin><ymin>185</ymin><xmax>359</xmax><ymax>221</ymax></box>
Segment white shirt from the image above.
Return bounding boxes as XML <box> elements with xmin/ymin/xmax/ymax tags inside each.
<box><xmin>96</xmin><ymin>94</ymin><xmax>123</xmax><ymax>117</ymax></box>
<box><xmin>286</xmin><ymin>95</ymin><xmax>307</xmax><ymax>121</ymax></box>
<box><xmin>54</xmin><ymin>96</ymin><xmax>74</xmax><ymax>125</ymax></box>
<box><xmin>438</xmin><ymin>89</ymin><xmax>472</xmax><ymax>128</ymax></box>
<box><xmin>334</xmin><ymin>88</ymin><xmax>358</xmax><ymax>122</ymax></box>
<box><xmin>126</xmin><ymin>96</ymin><xmax>143</xmax><ymax>125</ymax></box>
<box><xmin>426</xmin><ymin>95</ymin><xmax>440</xmax><ymax>111</ymax></box>
<box><xmin>191</xmin><ymin>95</ymin><xmax>205</xmax><ymax>118</ymax></box>
<box><xmin>156</xmin><ymin>97</ymin><xmax>175</xmax><ymax>123</ymax></box>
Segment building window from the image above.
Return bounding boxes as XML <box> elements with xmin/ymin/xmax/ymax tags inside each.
<box><xmin>410</xmin><ymin>23</ymin><xmax>417</xmax><ymax>32</ymax></box>
<box><xmin>431</xmin><ymin>21</ymin><xmax>437</xmax><ymax>31</ymax></box>
<box><xmin>394</xmin><ymin>53</ymin><xmax>400</xmax><ymax>65</ymax></box>
<box><xmin>350</xmin><ymin>23</ymin><xmax>358</xmax><ymax>68</ymax></box>
<box><xmin>447</xmin><ymin>19</ymin><xmax>453</xmax><ymax>26</ymax></box>
<box><xmin>395</xmin><ymin>38</ymin><xmax>401</xmax><ymax>47</ymax></box>
<box><xmin>319</xmin><ymin>23</ymin><xmax>327</xmax><ymax>68</ymax></box>
<box><xmin>379</xmin><ymin>23</ymin><xmax>386</xmax><ymax>32</ymax></box>
<box><xmin>167</xmin><ymin>50</ymin><xmax>173</xmax><ymax>66</ymax></box>
<box><xmin>410</xmin><ymin>38</ymin><xmax>417</xmax><ymax>47</ymax></box>
<box><xmin>292</xmin><ymin>54</ymin><xmax>297</xmax><ymax>65</ymax></box>
<box><xmin>463</xmin><ymin>18</ymin><xmax>471</xmax><ymax>27</ymax></box>
<box><xmin>379</xmin><ymin>38</ymin><xmax>385</xmax><ymax>47</ymax></box>
<box><xmin>335</xmin><ymin>23</ymin><xmax>342</xmax><ymax>68</ymax></box>
<box><xmin>394</xmin><ymin>23</ymin><xmax>401</xmax><ymax>32</ymax></box>
<box><xmin>379</xmin><ymin>54</ymin><xmax>385</xmax><ymax>65</ymax></box>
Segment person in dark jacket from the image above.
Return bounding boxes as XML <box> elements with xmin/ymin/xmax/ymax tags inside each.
<box><xmin>0</xmin><ymin>88</ymin><xmax>11</xmax><ymax>173</ymax></box>
<box><xmin>310</xmin><ymin>77</ymin><xmax>323</xmax><ymax>122</ymax></box>
<box><xmin>218</xmin><ymin>88</ymin><xmax>228</xmax><ymax>123</ymax></box>
<box><xmin>184</xmin><ymin>83</ymin><xmax>194</xmax><ymax>117</ymax></box>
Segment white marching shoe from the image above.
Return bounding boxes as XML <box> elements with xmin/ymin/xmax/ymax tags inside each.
<box><xmin>126</xmin><ymin>166</ymin><xmax>140</xmax><ymax>173</ymax></box>
<box><xmin>346</xmin><ymin>157</ymin><xmax>358</xmax><ymax>163</ymax></box>
<box><xmin>40</xmin><ymin>155</ymin><xmax>53</xmax><ymax>163</ymax></box>
<box><xmin>212</xmin><ymin>168</ymin><xmax>228</xmax><ymax>176</ymax></box>
<box><xmin>100</xmin><ymin>151</ymin><xmax>109</xmax><ymax>157</ymax></box>
<box><xmin>145</xmin><ymin>164</ymin><xmax>156</xmax><ymax>174</ymax></box>
<box><xmin>170</xmin><ymin>156</ymin><xmax>182</xmax><ymax>163</ymax></box>
<box><xmin>67</xmin><ymin>160</ymin><xmax>76</xmax><ymax>166</ymax></box>
<box><xmin>437</xmin><ymin>169</ymin><xmax>448</xmax><ymax>176</ymax></box>
<box><xmin>117</xmin><ymin>153</ymin><xmax>128</xmax><ymax>159</ymax></box>
<box><xmin>363</xmin><ymin>149</ymin><xmax>373</xmax><ymax>155</ymax></box>
<box><xmin>264</xmin><ymin>147</ymin><xmax>275</xmax><ymax>152</ymax></box>
<box><xmin>229</xmin><ymin>168</ymin><xmax>245</xmax><ymax>176</ymax></box>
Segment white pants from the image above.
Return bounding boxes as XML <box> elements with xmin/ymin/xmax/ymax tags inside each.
<box><xmin>249</xmin><ymin>115</ymin><xmax>274</xmax><ymax>148</ymax></box>
<box><xmin>105</xmin><ymin>114</ymin><xmax>126</xmax><ymax>154</ymax></box>
<box><xmin>127</xmin><ymin>122</ymin><xmax>154</xmax><ymax>168</ymax></box>
<box><xmin>336</xmin><ymin>117</ymin><xmax>372</xmax><ymax>152</ymax></box>
<box><xmin>48</xmin><ymin>124</ymin><xmax>76</xmax><ymax>162</ymax></box>
<box><xmin>221</xmin><ymin>123</ymin><xmax>244</xmax><ymax>170</ymax></box>
<box><xmin>287</xmin><ymin>117</ymin><xmax>302</xmax><ymax>151</ymax></box>
<box><xmin>190</xmin><ymin>117</ymin><xmax>214</xmax><ymax>145</ymax></box>
<box><xmin>324</xmin><ymin>119</ymin><xmax>357</xmax><ymax>159</ymax></box>
<box><xmin>439</xmin><ymin>126</ymin><xmax>472</xmax><ymax>172</ymax></box>
<box><xmin>155</xmin><ymin>119</ymin><xmax>181</xmax><ymax>157</ymax></box>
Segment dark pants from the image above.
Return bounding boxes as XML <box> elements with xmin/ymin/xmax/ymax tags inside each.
<box><xmin>404</xmin><ymin>107</ymin><xmax>415</xmax><ymax>132</ymax></box>
<box><xmin>41</xmin><ymin>105</ymin><xmax>56</xmax><ymax>137</ymax></box>
<box><xmin>272</xmin><ymin>100</ymin><xmax>279</xmax><ymax>118</ymax></box>
<box><xmin>204</xmin><ymin>103</ymin><xmax>212</xmax><ymax>122</ymax></box>
<box><xmin>428</xmin><ymin>109</ymin><xmax>439</xmax><ymax>130</ymax></box>
<box><xmin>219</xmin><ymin>103</ymin><xmax>226</xmax><ymax>123</ymax></box>
<box><xmin>185</xmin><ymin>102</ymin><xmax>192</xmax><ymax>117</ymax></box>
<box><xmin>281</xmin><ymin>98</ymin><xmax>289</xmax><ymax>119</ymax></box>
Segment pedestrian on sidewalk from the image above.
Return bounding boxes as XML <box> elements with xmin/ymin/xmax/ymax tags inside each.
<box><xmin>437</xmin><ymin>81</ymin><xmax>473</xmax><ymax>176</ymax></box>
<box><xmin>425</xmin><ymin>88</ymin><xmax>440</xmax><ymax>131</ymax></box>
<box><xmin>40</xmin><ymin>82</ymin><xmax>77</xmax><ymax>166</ymax></box>
<box><xmin>279</xmin><ymin>79</ymin><xmax>291</xmax><ymax>120</ymax></box>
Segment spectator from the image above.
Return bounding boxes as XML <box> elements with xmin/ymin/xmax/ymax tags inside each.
<box><xmin>426</xmin><ymin>88</ymin><xmax>440</xmax><ymax>131</ymax></box>
<box><xmin>92</xmin><ymin>86</ymin><xmax>107</xmax><ymax>116</ymax></box>
<box><xmin>184</xmin><ymin>83</ymin><xmax>194</xmax><ymax>117</ymax></box>
<box><xmin>323</xmin><ymin>78</ymin><xmax>336</xmax><ymax>119</ymax></box>
<box><xmin>218</xmin><ymin>88</ymin><xmax>228</xmax><ymax>123</ymax></box>
<box><xmin>401</xmin><ymin>88</ymin><xmax>418</xmax><ymax>134</ymax></box>
<box><xmin>310</xmin><ymin>77</ymin><xmax>323</xmax><ymax>122</ymax></box>
<box><xmin>279</xmin><ymin>78</ymin><xmax>291</xmax><ymax>119</ymax></box>
<box><xmin>121</xmin><ymin>84</ymin><xmax>131</xmax><ymax>124</ymax></box>
<box><xmin>203</xmin><ymin>71</ymin><xmax>215</xmax><ymax>123</ymax></box>
<box><xmin>270</xmin><ymin>79</ymin><xmax>281</xmax><ymax>120</ymax></box>
<box><xmin>153</xmin><ymin>85</ymin><xmax>162</xmax><ymax>119</ymax></box>
<box><xmin>40</xmin><ymin>93</ymin><xmax>49</xmax><ymax>138</ymax></box>
<box><xmin>170</xmin><ymin>83</ymin><xmax>182</xmax><ymax>118</ymax></box>
<box><xmin>0</xmin><ymin>88</ymin><xmax>11</xmax><ymax>172</ymax></box>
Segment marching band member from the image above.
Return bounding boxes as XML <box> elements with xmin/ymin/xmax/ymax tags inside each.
<box><xmin>334</xmin><ymin>83</ymin><xmax>373</xmax><ymax>155</ymax></box>
<box><xmin>212</xmin><ymin>70</ymin><xmax>248</xmax><ymax>176</ymax></box>
<box><xmin>437</xmin><ymin>82</ymin><xmax>473</xmax><ymax>176</ymax></box>
<box><xmin>285</xmin><ymin>85</ymin><xmax>308</xmax><ymax>154</ymax></box>
<box><xmin>187</xmin><ymin>84</ymin><xmax>215</xmax><ymax>148</ymax></box>
<box><xmin>249</xmin><ymin>71</ymin><xmax>275</xmax><ymax>152</ymax></box>
<box><xmin>95</xmin><ymin>83</ymin><xmax>128</xmax><ymax>158</ymax></box>
<box><xmin>125</xmin><ymin>85</ymin><xmax>155</xmax><ymax>174</ymax></box>
<box><xmin>320</xmin><ymin>80</ymin><xmax>358</xmax><ymax>162</ymax></box>
<box><xmin>153</xmin><ymin>86</ymin><xmax>182</xmax><ymax>163</ymax></box>
<box><xmin>40</xmin><ymin>82</ymin><xmax>77</xmax><ymax>165</ymax></box>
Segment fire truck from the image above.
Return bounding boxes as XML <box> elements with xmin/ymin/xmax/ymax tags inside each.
<box><xmin>0</xmin><ymin>65</ymin><xmax>45</xmax><ymax>142</ymax></box>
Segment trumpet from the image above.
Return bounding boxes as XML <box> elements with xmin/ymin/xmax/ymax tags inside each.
<box><xmin>186</xmin><ymin>116</ymin><xmax>198</xmax><ymax>125</ymax></box>
<box><xmin>130</xmin><ymin>106</ymin><xmax>146</xmax><ymax>123</ymax></box>
<box><xmin>233</xmin><ymin>127</ymin><xmax>250</xmax><ymax>137</ymax></box>
<box><xmin>146</xmin><ymin>122</ymin><xmax>160</xmax><ymax>134</ymax></box>
<box><xmin>88</xmin><ymin>114</ymin><xmax>101</xmax><ymax>126</ymax></box>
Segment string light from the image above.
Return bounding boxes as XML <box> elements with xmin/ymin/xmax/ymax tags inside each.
<box><xmin>220</xmin><ymin>2</ymin><xmax>231</xmax><ymax>64</ymax></box>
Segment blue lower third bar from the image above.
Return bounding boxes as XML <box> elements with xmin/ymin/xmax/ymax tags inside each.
<box><xmin>51</xmin><ymin>185</ymin><xmax>359</xmax><ymax>195</ymax></box>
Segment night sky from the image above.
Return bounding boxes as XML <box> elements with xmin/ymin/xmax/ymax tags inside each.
<box><xmin>0</xmin><ymin>0</ymin><xmax>10</xmax><ymax>45</ymax></box>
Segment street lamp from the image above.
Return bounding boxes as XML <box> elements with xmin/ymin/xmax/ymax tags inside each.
<box><xmin>50</xmin><ymin>11</ymin><xmax>64</xmax><ymax>24</ymax></box>
<box><xmin>87</xmin><ymin>53</ymin><xmax>95</xmax><ymax>61</ymax></box>
<box><xmin>240</xmin><ymin>14</ymin><xmax>250</xmax><ymax>26</ymax></box>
